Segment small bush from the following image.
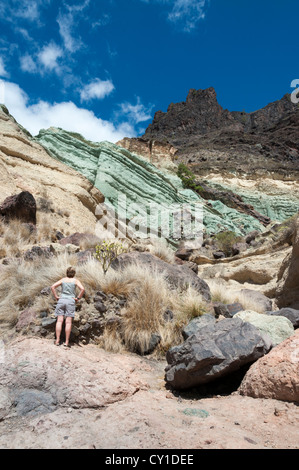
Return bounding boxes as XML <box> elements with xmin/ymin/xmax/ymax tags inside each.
<box><xmin>214</xmin><ymin>231</ymin><xmax>241</xmax><ymax>256</ymax></box>
<box><xmin>94</xmin><ymin>240</ymin><xmax>128</xmax><ymax>275</ymax></box>
<box><xmin>177</xmin><ymin>163</ymin><xmax>204</xmax><ymax>193</ymax></box>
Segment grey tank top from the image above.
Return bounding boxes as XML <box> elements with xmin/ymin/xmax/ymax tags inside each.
<box><xmin>61</xmin><ymin>281</ymin><xmax>76</xmax><ymax>299</ymax></box>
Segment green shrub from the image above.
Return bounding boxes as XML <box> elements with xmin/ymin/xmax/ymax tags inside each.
<box><xmin>214</xmin><ymin>231</ymin><xmax>241</xmax><ymax>256</ymax></box>
<box><xmin>94</xmin><ymin>240</ymin><xmax>128</xmax><ymax>275</ymax></box>
<box><xmin>177</xmin><ymin>163</ymin><xmax>203</xmax><ymax>192</ymax></box>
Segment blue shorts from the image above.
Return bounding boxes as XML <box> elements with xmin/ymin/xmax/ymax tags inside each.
<box><xmin>55</xmin><ymin>298</ymin><xmax>75</xmax><ymax>318</ymax></box>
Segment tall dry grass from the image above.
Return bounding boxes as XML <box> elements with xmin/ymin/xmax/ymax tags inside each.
<box><xmin>0</xmin><ymin>251</ymin><xmax>78</xmax><ymax>330</ymax></box>
<box><xmin>148</xmin><ymin>238</ymin><xmax>176</xmax><ymax>264</ymax></box>
<box><xmin>0</xmin><ymin>238</ymin><xmax>210</xmax><ymax>355</ymax></box>
<box><xmin>207</xmin><ymin>279</ymin><xmax>267</xmax><ymax>313</ymax></box>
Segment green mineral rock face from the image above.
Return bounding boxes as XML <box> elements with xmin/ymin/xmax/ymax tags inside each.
<box><xmin>35</xmin><ymin>128</ymin><xmax>266</xmax><ymax>241</ymax></box>
<box><xmin>206</xmin><ymin>181</ymin><xmax>299</xmax><ymax>222</ymax></box>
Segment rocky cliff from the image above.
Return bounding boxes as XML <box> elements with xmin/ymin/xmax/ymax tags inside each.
<box><xmin>118</xmin><ymin>88</ymin><xmax>299</xmax><ymax>224</ymax></box>
<box><xmin>35</xmin><ymin>126</ymin><xmax>266</xmax><ymax>241</ymax></box>
<box><xmin>0</xmin><ymin>105</ymin><xmax>104</xmax><ymax>236</ymax></box>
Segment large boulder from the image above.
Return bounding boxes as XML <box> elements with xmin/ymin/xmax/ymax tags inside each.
<box><xmin>0</xmin><ymin>191</ymin><xmax>36</xmax><ymax>225</ymax></box>
<box><xmin>235</xmin><ymin>310</ymin><xmax>294</xmax><ymax>347</ymax></box>
<box><xmin>238</xmin><ymin>330</ymin><xmax>299</xmax><ymax>402</ymax></box>
<box><xmin>276</xmin><ymin>216</ymin><xmax>299</xmax><ymax>309</ymax></box>
<box><xmin>111</xmin><ymin>251</ymin><xmax>211</xmax><ymax>301</ymax></box>
<box><xmin>165</xmin><ymin>317</ymin><xmax>271</xmax><ymax>390</ymax></box>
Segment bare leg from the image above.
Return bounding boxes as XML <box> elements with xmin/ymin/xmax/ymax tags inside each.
<box><xmin>64</xmin><ymin>317</ymin><xmax>73</xmax><ymax>346</ymax></box>
<box><xmin>55</xmin><ymin>316</ymin><xmax>64</xmax><ymax>345</ymax></box>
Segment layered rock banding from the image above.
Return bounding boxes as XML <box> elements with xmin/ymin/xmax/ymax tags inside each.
<box><xmin>0</xmin><ymin>105</ymin><xmax>105</xmax><ymax>236</ymax></box>
<box><xmin>119</xmin><ymin>87</ymin><xmax>299</xmax><ymax>225</ymax></box>
<box><xmin>35</xmin><ymin>127</ymin><xmax>267</xmax><ymax>241</ymax></box>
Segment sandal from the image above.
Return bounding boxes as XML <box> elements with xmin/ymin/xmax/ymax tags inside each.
<box><xmin>63</xmin><ymin>343</ymin><xmax>71</xmax><ymax>348</ymax></box>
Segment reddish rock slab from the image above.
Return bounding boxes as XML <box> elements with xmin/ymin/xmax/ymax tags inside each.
<box><xmin>238</xmin><ymin>330</ymin><xmax>299</xmax><ymax>402</ymax></box>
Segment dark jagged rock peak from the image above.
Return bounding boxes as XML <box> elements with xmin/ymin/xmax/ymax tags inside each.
<box><xmin>144</xmin><ymin>87</ymin><xmax>242</xmax><ymax>146</ymax></box>
<box><xmin>142</xmin><ymin>87</ymin><xmax>299</xmax><ymax>174</ymax></box>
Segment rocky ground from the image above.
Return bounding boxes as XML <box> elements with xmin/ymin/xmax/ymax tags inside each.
<box><xmin>0</xmin><ymin>336</ymin><xmax>298</xmax><ymax>450</ymax></box>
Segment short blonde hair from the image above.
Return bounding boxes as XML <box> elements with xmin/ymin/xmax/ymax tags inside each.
<box><xmin>66</xmin><ymin>267</ymin><xmax>76</xmax><ymax>278</ymax></box>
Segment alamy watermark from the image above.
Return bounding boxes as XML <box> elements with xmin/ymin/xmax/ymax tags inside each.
<box><xmin>291</xmin><ymin>79</ymin><xmax>299</xmax><ymax>104</ymax></box>
<box><xmin>95</xmin><ymin>193</ymin><xmax>204</xmax><ymax>247</ymax></box>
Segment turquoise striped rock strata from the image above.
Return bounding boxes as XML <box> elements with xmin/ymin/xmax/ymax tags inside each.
<box><xmin>35</xmin><ymin>128</ymin><xmax>265</xmax><ymax>241</ymax></box>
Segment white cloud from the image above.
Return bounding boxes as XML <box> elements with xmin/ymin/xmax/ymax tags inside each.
<box><xmin>168</xmin><ymin>0</ymin><xmax>208</xmax><ymax>31</ymax></box>
<box><xmin>141</xmin><ymin>0</ymin><xmax>209</xmax><ymax>31</ymax></box>
<box><xmin>0</xmin><ymin>57</ymin><xmax>9</xmax><ymax>78</ymax></box>
<box><xmin>0</xmin><ymin>79</ymin><xmax>136</xmax><ymax>143</ymax></box>
<box><xmin>57</xmin><ymin>10</ymin><xmax>82</xmax><ymax>53</ymax></box>
<box><xmin>20</xmin><ymin>54</ymin><xmax>37</xmax><ymax>73</ymax></box>
<box><xmin>118</xmin><ymin>97</ymin><xmax>154</xmax><ymax>124</ymax></box>
<box><xmin>57</xmin><ymin>0</ymin><xmax>90</xmax><ymax>53</ymax></box>
<box><xmin>80</xmin><ymin>79</ymin><xmax>115</xmax><ymax>102</ymax></box>
<box><xmin>2</xmin><ymin>0</ymin><xmax>52</xmax><ymax>24</ymax></box>
<box><xmin>37</xmin><ymin>42</ymin><xmax>64</xmax><ymax>73</ymax></box>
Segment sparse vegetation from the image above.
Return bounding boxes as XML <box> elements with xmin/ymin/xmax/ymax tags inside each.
<box><xmin>214</xmin><ymin>230</ymin><xmax>242</xmax><ymax>256</ymax></box>
<box><xmin>94</xmin><ymin>240</ymin><xmax>128</xmax><ymax>275</ymax></box>
<box><xmin>0</xmin><ymin>245</ymin><xmax>210</xmax><ymax>355</ymax></box>
<box><xmin>148</xmin><ymin>238</ymin><xmax>176</xmax><ymax>264</ymax></box>
<box><xmin>207</xmin><ymin>279</ymin><xmax>267</xmax><ymax>313</ymax></box>
<box><xmin>177</xmin><ymin>163</ymin><xmax>204</xmax><ymax>193</ymax></box>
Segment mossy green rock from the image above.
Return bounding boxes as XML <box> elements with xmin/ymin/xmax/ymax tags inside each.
<box><xmin>35</xmin><ymin>128</ymin><xmax>265</xmax><ymax>239</ymax></box>
<box><xmin>235</xmin><ymin>310</ymin><xmax>294</xmax><ymax>346</ymax></box>
<box><xmin>206</xmin><ymin>180</ymin><xmax>299</xmax><ymax>222</ymax></box>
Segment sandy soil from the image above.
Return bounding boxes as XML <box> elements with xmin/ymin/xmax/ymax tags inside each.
<box><xmin>0</xmin><ymin>337</ymin><xmax>298</xmax><ymax>450</ymax></box>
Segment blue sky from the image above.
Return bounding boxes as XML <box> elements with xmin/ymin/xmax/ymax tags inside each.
<box><xmin>0</xmin><ymin>0</ymin><xmax>297</xmax><ymax>142</ymax></box>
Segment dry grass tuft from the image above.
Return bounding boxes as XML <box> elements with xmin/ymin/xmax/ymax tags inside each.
<box><xmin>207</xmin><ymin>279</ymin><xmax>266</xmax><ymax>313</ymax></box>
<box><xmin>0</xmin><ymin>219</ymin><xmax>34</xmax><ymax>258</ymax></box>
<box><xmin>121</xmin><ymin>266</ymin><xmax>170</xmax><ymax>355</ymax></box>
<box><xmin>0</xmin><ymin>252</ymin><xmax>78</xmax><ymax>330</ymax></box>
<box><xmin>148</xmin><ymin>238</ymin><xmax>176</xmax><ymax>264</ymax></box>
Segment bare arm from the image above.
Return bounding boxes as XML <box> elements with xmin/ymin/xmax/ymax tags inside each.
<box><xmin>51</xmin><ymin>279</ymin><xmax>63</xmax><ymax>301</ymax></box>
<box><xmin>75</xmin><ymin>279</ymin><xmax>85</xmax><ymax>301</ymax></box>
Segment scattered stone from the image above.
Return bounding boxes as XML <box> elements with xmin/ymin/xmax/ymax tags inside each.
<box><xmin>238</xmin><ymin>289</ymin><xmax>273</xmax><ymax>312</ymax></box>
<box><xmin>50</xmin><ymin>243</ymin><xmax>80</xmax><ymax>254</ymax></box>
<box><xmin>40</xmin><ymin>287</ymin><xmax>51</xmax><ymax>296</ymax></box>
<box><xmin>267</xmin><ymin>308</ymin><xmax>299</xmax><ymax>329</ymax></box>
<box><xmin>213</xmin><ymin>251</ymin><xmax>226</xmax><ymax>259</ymax></box>
<box><xmin>245</xmin><ymin>230</ymin><xmax>260</xmax><ymax>244</ymax></box>
<box><xmin>24</xmin><ymin>245</ymin><xmax>53</xmax><ymax>261</ymax></box>
<box><xmin>165</xmin><ymin>317</ymin><xmax>271</xmax><ymax>390</ymax></box>
<box><xmin>175</xmin><ymin>248</ymin><xmax>193</xmax><ymax>261</ymax></box>
<box><xmin>94</xmin><ymin>302</ymin><xmax>107</xmax><ymax>314</ymax></box>
<box><xmin>15</xmin><ymin>308</ymin><xmax>37</xmax><ymax>332</ymax></box>
<box><xmin>182</xmin><ymin>314</ymin><xmax>215</xmax><ymax>339</ymax></box>
<box><xmin>213</xmin><ymin>302</ymin><xmax>244</xmax><ymax>318</ymax></box>
<box><xmin>41</xmin><ymin>318</ymin><xmax>57</xmax><ymax>329</ymax></box>
<box><xmin>235</xmin><ymin>310</ymin><xmax>294</xmax><ymax>347</ymax></box>
<box><xmin>55</xmin><ymin>231</ymin><xmax>65</xmax><ymax>240</ymax></box>
<box><xmin>238</xmin><ymin>329</ymin><xmax>299</xmax><ymax>402</ymax></box>
<box><xmin>0</xmin><ymin>191</ymin><xmax>37</xmax><ymax>225</ymax></box>
<box><xmin>163</xmin><ymin>309</ymin><xmax>174</xmax><ymax>322</ymax></box>
<box><xmin>135</xmin><ymin>333</ymin><xmax>161</xmax><ymax>356</ymax></box>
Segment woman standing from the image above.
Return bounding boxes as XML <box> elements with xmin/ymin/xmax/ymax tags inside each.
<box><xmin>51</xmin><ymin>267</ymin><xmax>85</xmax><ymax>348</ymax></box>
